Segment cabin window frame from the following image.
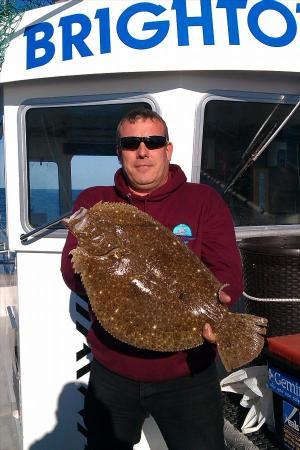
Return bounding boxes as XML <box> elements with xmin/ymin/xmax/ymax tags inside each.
<box><xmin>193</xmin><ymin>91</ymin><xmax>300</xmax><ymax>238</ymax></box>
<box><xmin>18</xmin><ymin>94</ymin><xmax>158</xmax><ymax>237</ymax></box>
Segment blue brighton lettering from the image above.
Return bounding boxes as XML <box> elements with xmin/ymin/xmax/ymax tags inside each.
<box><xmin>172</xmin><ymin>0</ymin><xmax>214</xmax><ymax>46</ymax></box>
<box><xmin>217</xmin><ymin>0</ymin><xmax>247</xmax><ymax>45</ymax></box>
<box><xmin>24</xmin><ymin>0</ymin><xmax>300</xmax><ymax>71</ymax></box>
<box><xmin>24</xmin><ymin>22</ymin><xmax>55</xmax><ymax>69</ymax></box>
<box><xmin>248</xmin><ymin>0</ymin><xmax>297</xmax><ymax>47</ymax></box>
<box><xmin>117</xmin><ymin>2</ymin><xmax>169</xmax><ymax>50</ymax></box>
<box><xmin>95</xmin><ymin>8</ymin><xmax>111</xmax><ymax>54</ymax></box>
<box><xmin>59</xmin><ymin>14</ymin><xmax>93</xmax><ymax>61</ymax></box>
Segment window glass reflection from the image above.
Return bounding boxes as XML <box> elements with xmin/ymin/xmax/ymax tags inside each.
<box><xmin>26</xmin><ymin>101</ymin><xmax>150</xmax><ymax>227</ymax></box>
<box><xmin>71</xmin><ymin>155</ymin><xmax>120</xmax><ymax>203</ymax></box>
<box><xmin>201</xmin><ymin>100</ymin><xmax>300</xmax><ymax>227</ymax></box>
<box><xmin>29</xmin><ymin>161</ymin><xmax>59</xmax><ymax>227</ymax></box>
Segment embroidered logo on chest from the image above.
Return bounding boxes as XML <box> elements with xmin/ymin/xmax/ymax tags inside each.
<box><xmin>172</xmin><ymin>224</ymin><xmax>194</xmax><ymax>244</ymax></box>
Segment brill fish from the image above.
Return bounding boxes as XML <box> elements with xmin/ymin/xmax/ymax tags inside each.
<box><xmin>63</xmin><ymin>202</ymin><xmax>267</xmax><ymax>372</ymax></box>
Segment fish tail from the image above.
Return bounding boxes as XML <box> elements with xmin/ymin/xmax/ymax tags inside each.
<box><xmin>217</xmin><ymin>312</ymin><xmax>268</xmax><ymax>372</ymax></box>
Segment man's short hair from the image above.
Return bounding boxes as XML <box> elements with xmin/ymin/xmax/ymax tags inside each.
<box><xmin>116</xmin><ymin>108</ymin><xmax>169</xmax><ymax>142</ymax></box>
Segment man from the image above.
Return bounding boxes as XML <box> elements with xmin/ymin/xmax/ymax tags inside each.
<box><xmin>61</xmin><ymin>108</ymin><xmax>244</xmax><ymax>450</ymax></box>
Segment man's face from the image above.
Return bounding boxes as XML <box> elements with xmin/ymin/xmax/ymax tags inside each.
<box><xmin>117</xmin><ymin>118</ymin><xmax>173</xmax><ymax>195</ymax></box>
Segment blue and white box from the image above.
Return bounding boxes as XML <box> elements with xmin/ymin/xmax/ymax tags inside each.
<box><xmin>283</xmin><ymin>400</ymin><xmax>300</xmax><ymax>450</ymax></box>
<box><xmin>268</xmin><ymin>366</ymin><xmax>300</xmax><ymax>407</ymax></box>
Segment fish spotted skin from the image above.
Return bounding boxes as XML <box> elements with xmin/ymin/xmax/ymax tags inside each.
<box><xmin>64</xmin><ymin>202</ymin><xmax>267</xmax><ymax>372</ymax></box>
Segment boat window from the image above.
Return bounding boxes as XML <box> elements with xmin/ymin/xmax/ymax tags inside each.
<box><xmin>71</xmin><ymin>155</ymin><xmax>120</xmax><ymax>203</ymax></box>
<box><xmin>25</xmin><ymin>101</ymin><xmax>151</xmax><ymax>228</ymax></box>
<box><xmin>200</xmin><ymin>99</ymin><xmax>300</xmax><ymax>228</ymax></box>
<box><xmin>29</xmin><ymin>161</ymin><xmax>60</xmax><ymax>227</ymax></box>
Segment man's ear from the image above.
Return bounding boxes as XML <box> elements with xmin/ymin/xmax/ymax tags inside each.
<box><xmin>166</xmin><ymin>142</ymin><xmax>173</xmax><ymax>162</ymax></box>
<box><xmin>116</xmin><ymin>146</ymin><xmax>122</xmax><ymax>163</ymax></box>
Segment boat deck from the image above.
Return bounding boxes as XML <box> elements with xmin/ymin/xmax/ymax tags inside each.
<box><xmin>223</xmin><ymin>392</ymin><xmax>279</xmax><ymax>450</ymax></box>
<box><xmin>0</xmin><ymin>276</ymin><xmax>280</xmax><ymax>450</ymax></box>
<box><xmin>0</xmin><ymin>273</ymin><xmax>21</xmax><ymax>450</ymax></box>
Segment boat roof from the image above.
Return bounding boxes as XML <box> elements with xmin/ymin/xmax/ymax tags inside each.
<box><xmin>0</xmin><ymin>0</ymin><xmax>299</xmax><ymax>83</ymax></box>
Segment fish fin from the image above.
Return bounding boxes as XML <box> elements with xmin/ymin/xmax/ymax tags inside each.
<box><xmin>216</xmin><ymin>312</ymin><xmax>268</xmax><ymax>372</ymax></box>
<box><xmin>70</xmin><ymin>247</ymin><xmax>90</xmax><ymax>273</ymax></box>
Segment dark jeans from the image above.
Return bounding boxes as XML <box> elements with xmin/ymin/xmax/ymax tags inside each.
<box><xmin>84</xmin><ymin>359</ymin><xmax>225</xmax><ymax>450</ymax></box>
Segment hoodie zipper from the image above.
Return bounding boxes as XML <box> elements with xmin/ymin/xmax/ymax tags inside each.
<box><xmin>143</xmin><ymin>196</ymin><xmax>148</xmax><ymax>212</ymax></box>
<box><xmin>126</xmin><ymin>192</ymin><xmax>148</xmax><ymax>212</ymax></box>
<box><xmin>125</xmin><ymin>193</ymin><xmax>133</xmax><ymax>204</ymax></box>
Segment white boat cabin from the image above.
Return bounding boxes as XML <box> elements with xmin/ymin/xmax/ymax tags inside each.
<box><xmin>0</xmin><ymin>1</ymin><xmax>300</xmax><ymax>449</ymax></box>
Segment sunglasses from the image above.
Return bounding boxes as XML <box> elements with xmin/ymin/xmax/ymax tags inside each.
<box><xmin>118</xmin><ymin>135</ymin><xmax>168</xmax><ymax>150</ymax></box>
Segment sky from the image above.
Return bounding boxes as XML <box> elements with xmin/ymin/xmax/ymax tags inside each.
<box><xmin>1</xmin><ymin>1</ymin><xmax>54</xmax><ymax>13</ymax></box>
<box><xmin>13</xmin><ymin>1</ymin><xmax>53</xmax><ymax>11</ymax></box>
<box><xmin>29</xmin><ymin>156</ymin><xmax>120</xmax><ymax>190</ymax></box>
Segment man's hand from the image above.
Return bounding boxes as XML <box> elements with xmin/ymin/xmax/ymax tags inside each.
<box><xmin>202</xmin><ymin>291</ymin><xmax>231</xmax><ymax>344</ymax></box>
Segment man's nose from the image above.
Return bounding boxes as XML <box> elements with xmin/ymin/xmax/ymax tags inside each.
<box><xmin>136</xmin><ymin>142</ymin><xmax>149</xmax><ymax>158</ymax></box>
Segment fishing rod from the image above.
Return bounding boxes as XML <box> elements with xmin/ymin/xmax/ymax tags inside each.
<box><xmin>223</xmin><ymin>98</ymin><xmax>300</xmax><ymax>195</ymax></box>
<box><xmin>239</xmin><ymin>95</ymin><xmax>284</xmax><ymax>163</ymax></box>
<box><xmin>202</xmin><ymin>171</ymin><xmax>270</xmax><ymax>215</ymax></box>
<box><xmin>223</xmin><ymin>123</ymin><xmax>278</xmax><ymax>195</ymax></box>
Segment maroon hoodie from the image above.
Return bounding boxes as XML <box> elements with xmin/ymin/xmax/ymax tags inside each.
<box><xmin>61</xmin><ymin>164</ymin><xmax>244</xmax><ymax>381</ymax></box>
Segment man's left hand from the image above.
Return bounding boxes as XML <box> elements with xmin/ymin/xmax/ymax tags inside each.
<box><xmin>202</xmin><ymin>291</ymin><xmax>231</xmax><ymax>344</ymax></box>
